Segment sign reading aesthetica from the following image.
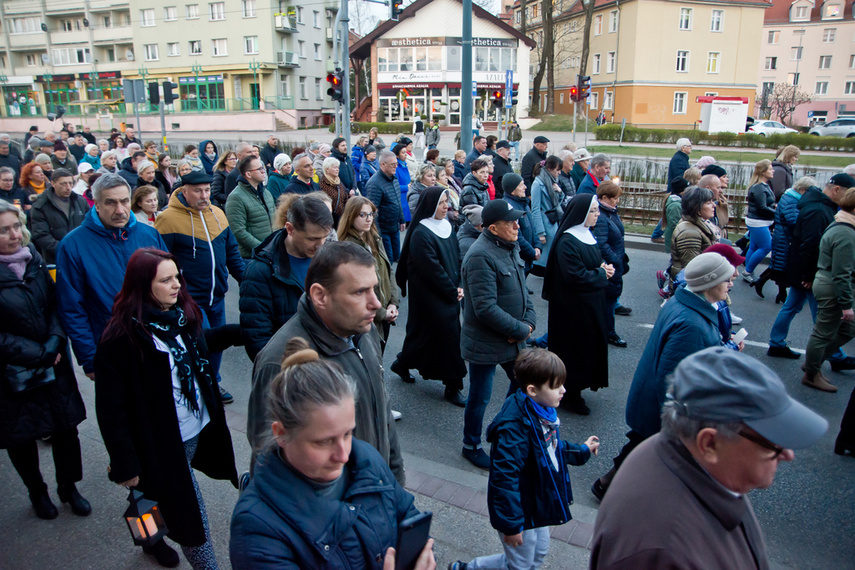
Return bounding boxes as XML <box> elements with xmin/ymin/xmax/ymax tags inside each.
<box><xmin>377</xmin><ymin>37</ymin><xmax>517</xmax><ymax>48</ymax></box>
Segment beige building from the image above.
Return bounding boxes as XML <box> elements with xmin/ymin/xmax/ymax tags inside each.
<box><xmin>0</xmin><ymin>0</ymin><xmax>342</xmax><ymax>128</ymax></box>
<box><xmin>758</xmin><ymin>0</ymin><xmax>855</xmax><ymax>126</ymax></box>
<box><xmin>516</xmin><ymin>0</ymin><xmax>768</xmax><ymax>128</ymax></box>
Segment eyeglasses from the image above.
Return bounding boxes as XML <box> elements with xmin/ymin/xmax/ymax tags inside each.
<box><xmin>357</xmin><ymin>212</ymin><xmax>375</xmax><ymax>219</ymax></box>
<box><xmin>247</xmin><ymin>167</ymin><xmax>266</xmax><ymax>174</ymax></box>
<box><xmin>738</xmin><ymin>430</ymin><xmax>785</xmax><ymax>459</ymax></box>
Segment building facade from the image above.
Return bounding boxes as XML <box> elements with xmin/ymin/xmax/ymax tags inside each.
<box><xmin>758</xmin><ymin>0</ymin><xmax>855</xmax><ymax>126</ymax></box>
<box><xmin>516</xmin><ymin>0</ymin><xmax>768</xmax><ymax>128</ymax></box>
<box><xmin>350</xmin><ymin>0</ymin><xmax>535</xmax><ymax>125</ymax></box>
<box><xmin>0</xmin><ymin>0</ymin><xmax>342</xmax><ymax>128</ymax></box>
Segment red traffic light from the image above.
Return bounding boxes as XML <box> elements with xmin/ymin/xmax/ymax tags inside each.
<box><xmin>569</xmin><ymin>85</ymin><xmax>579</xmax><ymax>101</ymax></box>
<box><xmin>492</xmin><ymin>90</ymin><xmax>502</xmax><ymax>99</ymax></box>
<box><xmin>327</xmin><ymin>73</ymin><xmax>341</xmax><ymax>86</ymax></box>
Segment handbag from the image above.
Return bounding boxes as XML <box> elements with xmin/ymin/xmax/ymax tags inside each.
<box><xmin>623</xmin><ymin>253</ymin><xmax>630</xmax><ymax>275</ymax></box>
<box><xmin>5</xmin><ymin>365</ymin><xmax>56</xmax><ymax>394</ymax></box>
<box><xmin>543</xmin><ymin>184</ymin><xmax>564</xmax><ymax>225</ymax></box>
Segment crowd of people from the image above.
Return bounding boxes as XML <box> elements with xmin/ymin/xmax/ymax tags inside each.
<box><xmin>0</xmin><ymin>121</ymin><xmax>851</xmax><ymax>570</ymax></box>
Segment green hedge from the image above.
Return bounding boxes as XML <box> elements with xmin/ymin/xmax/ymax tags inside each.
<box><xmin>328</xmin><ymin>122</ymin><xmax>415</xmax><ymax>135</ymax></box>
<box><xmin>593</xmin><ymin>124</ymin><xmax>855</xmax><ymax>152</ymax></box>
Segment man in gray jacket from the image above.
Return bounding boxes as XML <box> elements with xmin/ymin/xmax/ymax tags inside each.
<box><xmin>248</xmin><ymin>241</ymin><xmax>405</xmax><ymax>484</ymax></box>
<box><xmin>460</xmin><ymin>200</ymin><xmax>536</xmax><ymax>469</ymax></box>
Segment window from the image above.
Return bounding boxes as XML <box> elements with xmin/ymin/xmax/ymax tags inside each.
<box><xmin>673</xmin><ymin>92</ymin><xmax>687</xmax><ymax>114</ymax></box>
<box><xmin>594</xmin><ymin>15</ymin><xmax>602</xmax><ymax>35</ymax></box>
<box><xmin>765</xmin><ymin>56</ymin><xmax>777</xmax><ymax>70</ymax></box>
<box><xmin>794</xmin><ymin>5</ymin><xmax>808</xmax><ymax>19</ymax></box>
<box><xmin>845</xmin><ymin>81</ymin><xmax>855</xmax><ymax>94</ymax></box>
<box><xmin>816</xmin><ymin>81</ymin><xmax>829</xmax><ymax>94</ymax></box>
<box><xmin>559</xmin><ymin>93</ymin><xmax>565</xmax><ymax>105</ymax></box>
<box><xmin>211</xmin><ymin>38</ymin><xmax>227</xmax><ymax>56</ymax></box>
<box><xmin>298</xmin><ymin>40</ymin><xmax>305</xmax><ymax>58</ymax></box>
<box><xmin>676</xmin><ymin>50</ymin><xmax>689</xmax><ymax>72</ymax></box>
<box><xmin>609</xmin><ymin>10</ymin><xmax>618</xmax><ymax>32</ymax></box>
<box><xmin>679</xmin><ymin>7</ymin><xmax>692</xmax><ymax>30</ymax></box>
<box><xmin>590</xmin><ymin>92</ymin><xmax>599</xmax><ymax>109</ymax></box>
<box><xmin>314</xmin><ymin>43</ymin><xmax>321</xmax><ymax>60</ymax></box>
<box><xmin>140</xmin><ymin>9</ymin><xmax>156</xmax><ymax>27</ymax></box>
<box><xmin>189</xmin><ymin>40</ymin><xmax>202</xmax><ymax>55</ymax></box>
<box><xmin>824</xmin><ymin>3</ymin><xmax>841</xmax><ymax>18</ymax></box>
<box><xmin>296</xmin><ymin>7</ymin><xmax>304</xmax><ymax>23</ymax></box>
<box><xmin>850</xmin><ymin>54</ymin><xmax>855</xmax><ymax>68</ymax></box>
<box><xmin>299</xmin><ymin>76</ymin><xmax>307</xmax><ymax>99</ymax></box>
<box><xmin>244</xmin><ymin>36</ymin><xmax>258</xmax><ymax>54</ymax></box>
<box><xmin>143</xmin><ymin>44</ymin><xmax>158</xmax><ymax>61</ymax></box>
<box><xmin>103</xmin><ymin>16</ymin><xmax>112</xmax><ymax>27</ymax></box>
<box><xmin>515</xmin><ymin>10</ymin><xmax>520</xmax><ymax>24</ymax></box>
<box><xmin>313</xmin><ymin>10</ymin><xmax>320</xmax><ymax>27</ymax></box>
<box><xmin>60</xmin><ymin>19</ymin><xmax>79</xmax><ymax>32</ymax></box>
<box><xmin>768</xmin><ymin>30</ymin><xmax>779</xmax><ymax>44</ymax></box>
<box><xmin>26</xmin><ymin>54</ymin><xmax>37</xmax><ymax>66</ymax></box>
<box><xmin>607</xmin><ymin>51</ymin><xmax>615</xmax><ymax>73</ymax></box>
<box><xmin>791</xmin><ymin>46</ymin><xmax>803</xmax><ymax>60</ymax></box>
<box><xmin>186</xmin><ymin>4</ymin><xmax>199</xmax><ymax>19</ymax></box>
<box><xmin>315</xmin><ymin>78</ymin><xmax>323</xmax><ymax>100</ymax></box>
<box><xmin>707</xmin><ymin>52</ymin><xmax>720</xmax><ymax>73</ymax></box>
<box><xmin>51</xmin><ymin>47</ymin><xmax>92</xmax><ymax>65</ymax></box>
<box><xmin>604</xmin><ymin>90</ymin><xmax>613</xmax><ymax>110</ymax></box>
<box><xmin>107</xmin><ymin>48</ymin><xmax>115</xmax><ymax>62</ymax></box>
<box><xmin>761</xmin><ymin>81</ymin><xmax>774</xmax><ymax>95</ymax></box>
<box><xmin>823</xmin><ymin>28</ymin><xmax>836</xmax><ymax>42</ymax></box>
<box><xmin>788</xmin><ymin>72</ymin><xmax>800</xmax><ymax>85</ymax></box>
<box><xmin>164</xmin><ymin>7</ymin><xmax>177</xmax><ymax>21</ymax></box>
<box><xmin>209</xmin><ymin>2</ymin><xmax>225</xmax><ymax>20</ymax></box>
<box><xmin>10</xmin><ymin>17</ymin><xmax>42</xmax><ymax>34</ymax></box>
<box><xmin>168</xmin><ymin>42</ymin><xmax>180</xmax><ymax>56</ymax></box>
<box><xmin>242</xmin><ymin>0</ymin><xmax>256</xmax><ymax>17</ymax></box>
<box><xmin>711</xmin><ymin>9</ymin><xmax>723</xmax><ymax>32</ymax></box>
<box><xmin>593</xmin><ymin>53</ymin><xmax>601</xmax><ymax>74</ymax></box>
<box><xmin>819</xmin><ymin>55</ymin><xmax>832</xmax><ymax>68</ymax></box>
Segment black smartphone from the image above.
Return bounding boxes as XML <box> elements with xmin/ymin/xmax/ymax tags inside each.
<box><xmin>395</xmin><ymin>511</ymin><xmax>433</xmax><ymax>570</ymax></box>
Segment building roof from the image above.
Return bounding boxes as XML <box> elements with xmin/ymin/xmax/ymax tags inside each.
<box><xmin>350</xmin><ymin>0</ymin><xmax>537</xmax><ymax>59</ymax></box>
<box><xmin>764</xmin><ymin>0</ymin><xmax>854</xmax><ymax>24</ymax></box>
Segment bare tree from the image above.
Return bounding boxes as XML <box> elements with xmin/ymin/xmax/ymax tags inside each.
<box><xmin>579</xmin><ymin>0</ymin><xmax>596</xmax><ymax>78</ymax></box>
<box><xmin>529</xmin><ymin>0</ymin><xmax>553</xmax><ymax>115</ymax></box>
<box><xmin>765</xmin><ymin>83</ymin><xmax>813</xmax><ymax>124</ymax></box>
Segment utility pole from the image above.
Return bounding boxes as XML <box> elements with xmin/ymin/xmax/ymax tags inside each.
<box><xmin>341</xmin><ymin>0</ymin><xmax>351</xmax><ymax>149</ymax></box>
<box><xmin>461</xmin><ymin>0</ymin><xmax>473</xmax><ymax>153</ymax></box>
<box><xmin>332</xmin><ymin>7</ymin><xmax>343</xmax><ymax>137</ymax></box>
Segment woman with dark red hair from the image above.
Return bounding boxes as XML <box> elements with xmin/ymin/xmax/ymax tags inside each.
<box><xmin>94</xmin><ymin>248</ymin><xmax>238</xmax><ymax>569</ymax></box>
<box><xmin>19</xmin><ymin>162</ymin><xmax>50</xmax><ymax>199</ymax></box>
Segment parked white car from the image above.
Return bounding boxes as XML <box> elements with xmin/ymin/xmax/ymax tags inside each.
<box><xmin>747</xmin><ymin>120</ymin><xmax>798</xmax><ymax>136</ymax></box>
<box><xmin>809</xmin><ymin>119</ymin><xmax>855</xmax><ymax>138</ymax></box>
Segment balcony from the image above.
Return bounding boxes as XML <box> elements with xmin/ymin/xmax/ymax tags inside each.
<box><xmin>88</xmin><ymin>0</ymin><xmax>130</xmax><ymax>11</ymax></box>
<box><xmin>274</xmin><ymin>13</ymin><xmax>298</xmax><ymax>33</ymax></box>
<box><xmin>7</xmin><ymin>33</ymin><xmax>47</xmax><ymax>51</ymax></box>
<box><xmin>45</xmin><ymin>2</ymin><xmax>86</xmax><ymax>15</ymax></box>
<box><xmin>2</xmin><ymin>1</ymin><xmax>40</xmax><ymax>16</ymax></box>
<box><xmin>276</xmin><ymin>51</ymin><xmax>299</xmax><ymax>67</ymax></box>
<box><xmin>326</xmin><ymin>28</ymin><xmax>334</xmax><ymax>42</ymax></box>
<box><xmin>92</xmin><ymin>25</ymin><xmax>133</xmax><ymax>44</ymax></box>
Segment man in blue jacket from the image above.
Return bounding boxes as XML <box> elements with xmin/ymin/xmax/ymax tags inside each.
<box><xmin>365</xmin><ymin>150</ymin><xmax>405</xmax><ymax>262</ymax></box>
<box><xmin>56</xmin><ymin>173</ymin><xmax>167</xmax><ymax>379</ymax></box>
<box><xmin>154</xmin><ymin>170</ymin><xmax>245</xmax><ymax>403</ymax></box>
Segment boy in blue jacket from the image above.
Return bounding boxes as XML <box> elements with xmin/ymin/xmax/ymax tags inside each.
<box><xmin>450</xmin><ymin>349</ymin><xmax>599</xmax><ymax>570</ymax></box>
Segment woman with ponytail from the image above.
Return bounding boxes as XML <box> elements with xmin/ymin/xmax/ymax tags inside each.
<box><xmin>94</xmin><ymin>248</ymin><xmax>239</xmax><ymax>569</ymax></box>
<box><xmin>231</xmin><ymin>337</ymin><xmax>436</xmax><ymax>570</ymax></box>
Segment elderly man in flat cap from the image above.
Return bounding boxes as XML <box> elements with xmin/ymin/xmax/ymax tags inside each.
<box><xmin>591</xmin><ymin>347</ymin><xmax>827</xmax><ymax>570</ymax></box>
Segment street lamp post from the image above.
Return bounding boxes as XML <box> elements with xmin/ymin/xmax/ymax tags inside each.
<box><xmin>248</xmin><ymin>59</ymin><xmax>262</xmax><ymax>110</ymax></box>
<box><xmin>44</xmin><ymin>73</ymin><xmax>53</xmax><ymax>115</ymax></box>
<box><xmin>191</xmin><ymin>62</ymin><xmax>203</xmax><ymax>113</ymax></box>
<box><xmin>0</xmin><ymin>74</ymin><xmax>7</xmax><ymax>118</ymax></box>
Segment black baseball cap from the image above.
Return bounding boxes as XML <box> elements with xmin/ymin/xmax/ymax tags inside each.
<box><xmin>482</xmin><ymin>199</ymin><xmax>524</xmax><ymax>227</ymax></box>
<box><xmin>830</xmin><ymin>173</ymin><xmax>855</xmax><ymax>189</ymax></box>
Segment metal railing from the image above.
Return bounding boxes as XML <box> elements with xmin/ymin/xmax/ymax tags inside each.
<box><xmin>276</xmin><ymin>51</ymin><xmax>299</xmax><ymax>66</ymax></box>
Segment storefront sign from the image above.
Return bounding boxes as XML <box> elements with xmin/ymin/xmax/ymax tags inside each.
<box><xmin>36</xmin><ymin>74</ymin><xmax>75</xmax><ymax>82</ymax></box>
<box><xmin>378</xmin><ymin>82</ymin><xmax>446</xmax><ymax>89</ymax></box>
<box><xmin>77</xmin><ymin>71</ymin><xmax>123</xmax><ymax>80</ymax></box>
<box><xmin>377</xmin><ymin>37</ymin><xmax>517</xmax><ymax>48</ymax></box>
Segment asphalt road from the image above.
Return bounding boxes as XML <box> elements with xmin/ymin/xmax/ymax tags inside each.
<box><xmin>1</xmin><ymin>241</ymin><xmax>853</xmax><ymax>569</ymax></box>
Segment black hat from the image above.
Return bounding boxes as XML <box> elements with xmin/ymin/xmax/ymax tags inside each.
<box><xmin>38</xmin><ymin>139</ymin><xmax>54</xmax><ymax>148</ymax></box>
<box><xmin>364</xmin><ymin>145</ymin><xmax>376</xmax><ymax>155</ymax></box>
<box><xmin>482</xmin><ymin>199</ymin><xmax>524</xmax><ymax>227</ymax></box>
<box><xmin>669</xmin><ymin>177</ymin><xmax>691</xmax><ymax>194</ymax></box>
<box><xmin>495</xmin><ymin>140</ymin><xmax>511</xmax><ymax>150</ymax></box>
<box><xmin>181</xmin><ymin>170</ymin><xmax>214</xmax><ymax>185</ymax></box>
<box><xmin>830</xmin><ymin>173</ymin><xmax>855</xmax><ymax>189</ymax></box>
<box><xmin>29</xmin><ymin>126</ymin><xmax>38</xmax><ymax>132</ymax></box>
<box><xmin>533</xmin><ymin>136</ymin><xmax>550</xmax><ymax>144</ymax></box>
<box><xmin>702</xmin><ymin>164</ymin><xmax>727</xmax><ymax>178</ymax></box>
<box><xmin>502</xmin><ymin>173</ymin><xmax>524</xmax><ymax>195</ymax></box>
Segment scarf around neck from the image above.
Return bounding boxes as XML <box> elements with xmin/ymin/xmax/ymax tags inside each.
<box><xmin>835</xmin><ymin>210</ymin><xmax>855</xmax><ymax>228</ymax></box>
<box><xmin>0</xmin><ymin>246</ymin><xmax>32</xmax><ymax>280</ymax></box>
<box><xmin>140</xmin><ymin>305</ymin><xmax>212</xmax><ymax>417</ymax></box>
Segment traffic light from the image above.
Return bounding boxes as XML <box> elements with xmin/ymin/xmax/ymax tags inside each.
<box><xmin>569</xmin><ymin>85</ymin><xmax>579</xmax><ymax>102</ymax></box>
<box><xmin>162</xmin><ymin>81</ymin><xmax>178</xmax><ymax>104</ymax></box>
<box><xmin>327</xmin><ymin>68</ymin><xmax>344</xmax><ymax>102</ymax></box>
<box><xmin>148</xmin><ymin>82</ymin><xmax>160</xmax><ymax>105</ymax></box>
<box><xmin>579</xmin><ymin>75</ymin><xmax>591</xmax><ymax>100</ymax></box>
<box><xmin>511</xmin><ymin>87</ymin><xmax>519</xmax><ymax>106</ymax></box>
<box><xmin>491</xmin><ymin>90</ymin><xmax>503</xmax><ymax>108</ymax></box>
<box><xmin>391</xmin><ymin>0</ymin><xmax>404</xmax><ymax>21</ymax></box>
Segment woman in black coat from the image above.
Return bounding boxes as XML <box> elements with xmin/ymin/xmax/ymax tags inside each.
<box><xmin>543</xmin><ymin>194</ymin><xmax>614</xmax><ymax>415</ymax></box>
<box><xmin>592</xmin><ymin>181</ymin><xmax>627</xmax><ymax>347</ymax></box>
<box><xmin>0</xmin><ymin>202</ymin><xmax>88</xmax><ymax>520</ymax></box>
<box><xmin>393</xmin><ymin>187</ymin><xmax>468</xmax><ymax>405</ymax></box>
<box><xmin>95</xmin><ymin>248</ymin><xmax>238</xmax><ymax>569</ymax></box>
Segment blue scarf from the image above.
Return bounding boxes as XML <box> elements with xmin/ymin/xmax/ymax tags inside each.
<box><xmin>528</xmin><ymin>396</ymin><xmax>558</xmax><ymax>422</ymax></box>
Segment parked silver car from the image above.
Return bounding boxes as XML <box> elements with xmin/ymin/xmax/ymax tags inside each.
<box><xmin>809</xmin><ymin>119</ymin><xmax>855</xmax><ymax>137</ymax></box>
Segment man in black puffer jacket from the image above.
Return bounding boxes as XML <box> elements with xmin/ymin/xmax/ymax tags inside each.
<box><xmin>29</xmin><ymin>169</ymin><xmax>90</xmax><ymax>264</ymax></box>
<box><xmin>331</xmin><ymin>137</ymin><xmax>357</xmax><ymax>194</ymax></box>
<box><xmin>365</xmin><ymin>150</ymin><xmax>405</xmax><ymax>262</ymax></box>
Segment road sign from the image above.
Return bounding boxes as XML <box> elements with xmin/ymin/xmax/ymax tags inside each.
<box><xmin>122</xmin><ymin>79</ymin><xmax>145</xmax><ymax>104</ymax></box>
<box><xmin>472</xmin><ymin>80</ymin><xmax>477</xmax><ymax>98</ymax></box>
<box><xmin>808</xmin><ymin>111</ymin><xmax>814</xmax><ymax>118</ymax></box>
<box><xmin>504</xmin><ymin>70</ymin><xmax>513</xmax><ymax>109</ymax></box>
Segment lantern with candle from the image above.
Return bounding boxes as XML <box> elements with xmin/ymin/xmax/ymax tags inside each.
<box><xmin>123</xmin><ymin>488</ymin><xmax>169</xmax><ymax>546</ymax></box>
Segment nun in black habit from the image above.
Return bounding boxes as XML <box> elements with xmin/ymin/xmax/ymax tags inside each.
<box><xmin>392</xmin><ymin>186</ymin><xmax>468</xmax><ymax>405</ymax></box>
<box><xmin>543</xmin><ymin>193</ymin><xmax>615</xmax><ymax>415</ymax></box>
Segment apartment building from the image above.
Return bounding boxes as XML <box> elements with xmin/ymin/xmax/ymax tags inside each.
<box><xmin>0</xmin><ymin>0</ymin><xmax>134</xmax><ymax>118</ymax></box>
<box><xmin>516</xmin><ymin>0</ymin><xmax>769</xmax><ymax>128</ymax></box>
<box><xmin>0</xmin><ymin>0</ymin><xmax>341</xmax><ymax>128</ymax></box>
<box><xmin>758</xmin><ymin>0</ymin><xmax>855</xmax><ymax>126</ymax></box>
